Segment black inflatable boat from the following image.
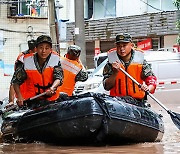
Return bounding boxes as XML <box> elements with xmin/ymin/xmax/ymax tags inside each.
<box><xmin>1</xmin><ymin>92</ymin><xmax>164</xmax><ymax>145</ymax></box>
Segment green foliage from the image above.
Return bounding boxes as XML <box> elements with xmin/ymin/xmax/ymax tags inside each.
<box><xmin>176</xmin><ymin>20</ymin><xmax>180</xmax><ymax>29</ymax></box>
<box><xmin>177</xmin><ymin>35</ymin><xmax>180</xmax><ymax>44</ymax></box>
<box><xmin>173</xmin><ymin>0</ymin><xmax>180</xmax><ymax>10</ymax></box>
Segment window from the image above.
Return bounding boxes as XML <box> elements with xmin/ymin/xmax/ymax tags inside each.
<box><xmin>147</xmin><ymin>0</ymin><xmax>176</xmax><ymax>12</ymax></box>
<box><xmin>161</xmin><ymin>0</ymin><xmax>176</xmax><ymax>11</ymax></box>
<box><xmin>93</xmin><ymin>0</ymin><xmax>116</xmax><ymax>19</ymax></box>
<box><xmin>84</xmin><ymin>0</ymin><xmax>93</xmax><ymax>19</ymax></box>
<box><xmin>9</xmin><ymin>0</ymin><xmax>47</xmax><ymax>18</ymax></box>
<box><xmin>105</xmin><ymin>0</ymin><xmax>116</xmax><ymax>17</ymax></box>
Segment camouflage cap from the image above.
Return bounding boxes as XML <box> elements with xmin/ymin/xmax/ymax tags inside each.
<box><xmin>67</xmin><ymin>45</ymin><xmax>81</xmax><ymax>57</ymax></box>
<box><xmin>36</xmin><ymin>35</ymin><xmax>52</xmax><ymax>47</ymax></box>
<box><xmin>28</xmin><ymin>39</ymin><xmax>36</xmax><ymax>50</ymax></box>
<box><xmin>115</xmin><ymin>33</ymin><xmax>132</xmax><ymax>43</ymax></box>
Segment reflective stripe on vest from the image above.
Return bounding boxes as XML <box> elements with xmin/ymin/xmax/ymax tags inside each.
<box><xmin>107</xmin><ymin>49</ymin><xmax>121</xmax><ymax>64</ymax></box>
<box><xmin>24</xmin><ymin>53</ymin><xmax>60</xmax><ymax>70</ymax></box>
<box><xmin>17</xmin><ymin>53</ymin><xmax>25</xmax><ymax>63</ymax></box>
<box><xmin>60</xmin><ymin>58</ymin><xmax>81</xmax><ymax>75</ymax></box>
<box><xmin>107</xmin><ymin>49</ymin><xmax>144</xmax><ymax>64</ymax></box>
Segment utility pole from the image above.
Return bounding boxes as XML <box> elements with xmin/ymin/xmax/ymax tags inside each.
<box><xmin>74</xmin><ymin>0</ymin><xmax>86</xmax><ymax>67</ymax></box>
<box><xmin>48</xmin><ymin>0</ymin><xmax>60</xmax><ymax>54</ymax></box>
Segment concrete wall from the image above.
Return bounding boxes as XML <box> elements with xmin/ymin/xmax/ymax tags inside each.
<box><xmin>59</xmin><ymin>0</ymin><xmax>74</xmax><ymax>21</ymax></box>
<box><xmin>0</xmin><ymin>3</ymin><xmax>49</xmax><ymax>92</ymax></box>
<box><xmin>164</xmin><ymin>35</ymin><xmax>178</xmax><ymax>48</ymax></box>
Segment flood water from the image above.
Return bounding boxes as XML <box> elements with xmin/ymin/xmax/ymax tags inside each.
<box><xmin>0</xmin><ymin>85</ymin><xmax>179</xmax><ymax>154</ymax></box>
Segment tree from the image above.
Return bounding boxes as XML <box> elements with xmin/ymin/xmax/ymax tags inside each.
<box><xmin>173</xmin><ymin>0</ymin><xmax>180</xmax><ymax>10</ymax></box>
<box><xmin>173</xmin><ymin>0</ymin><xmax>180</xmax><ymax>45</ymax></box>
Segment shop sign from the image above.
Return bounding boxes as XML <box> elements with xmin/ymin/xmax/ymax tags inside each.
<box><xmin>137</xmin><ymin>38</ymin><xmax>152</xmax><ymax>50</ymax></box>
<box><xmin>95</xmin><ymin>47</ymin><xmax>100</xmax><ymax>56</ymax></box>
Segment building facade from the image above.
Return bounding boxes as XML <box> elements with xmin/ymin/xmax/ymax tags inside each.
<box><xmin>0</xmin><ymin>0</ymin><xmax>50</xmax><ymax>89</ymax></box>
<box><xmin>60</xmin><ymin>0</ymin><xmax>179</xmax><ymax>68</ymax></box>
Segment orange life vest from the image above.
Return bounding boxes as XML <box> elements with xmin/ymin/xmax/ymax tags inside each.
<box><xmin>16</xmin><ymin>50</ymin><xmax>34</xmax><ymax>65</ymax></box>
<box><xmin>15</xmin><ymin>52</ymin><xmax>30</xmax><ymax>98</ymax></box>
<box><xmin>58</xmin><ymin>57</ymin><xmax>82</xmax><ymax>96</ymax></box>
<box><xmin>108</xmin><ymin>50</ymin><xmax>145</xmax><ymax>99</ymax></box>
<box><xmin>23</xmin><ymin>52</ymin><xmax>60</xmax><ymax>101</ymax></box>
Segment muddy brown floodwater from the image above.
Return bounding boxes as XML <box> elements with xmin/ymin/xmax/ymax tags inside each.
<box><xmin>0</xmin><ymin>85</ymin><xmax>179</xmax><ymax>154</ymax></box>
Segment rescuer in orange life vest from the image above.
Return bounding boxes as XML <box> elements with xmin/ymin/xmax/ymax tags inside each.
<box><xmin>103</xmin><ymin>33</ymin><xmax>157</xmax><ymax>106</ymax></box>
<box><xmin>58</xmin><ymin>45</ymin><xmax>88</xmax><ymax>96</ymax></box>
<box><xmin>6</xmin><ymin>39</ymin><xmax>37</xmax><ymax>108</ymax></box>
<box><xmin>12</xmin><ymin>35</ymin><xmax>64</xmax><ymax>107</ymax></box>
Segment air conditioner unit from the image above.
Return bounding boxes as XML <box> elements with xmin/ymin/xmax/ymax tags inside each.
<box><xmin>10</xmin><ymin>6</ymin><xmax>17</xmax><ymax>16</ymax></box>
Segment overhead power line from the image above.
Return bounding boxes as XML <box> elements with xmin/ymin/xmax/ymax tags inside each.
<box><xmin>0</xmin><ymin>0</ymin><xmax>32</xmax><ymax>4</ymax></box>
<box><xmin>97</xmin><ymin>0</ymin><xmax>164</xmax><ymax>33</ymax></box>
<box><xmin>0</xmin><ymin>28</ymin><xmax>46</xmax><ymax>34</ymax></box>
<box><xmin>140</xmin><ymin>0</ymin><xmax>163</xmax><ymax>11</ymax></box>
<box><xmin>97</xmin><ymin>0</ymin><xmax>126</xmax><ymax>32</ymax></box>
<box><xmin>0</xmin><ymin>0</ymin><xmax>46</xmax><ymax>5</ymax></box>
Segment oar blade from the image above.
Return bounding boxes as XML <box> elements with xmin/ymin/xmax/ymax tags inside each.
<box><xmin>169</xmin><ymin>111</ymin><xmax>180</xmax><ymax>130</ymax></box>
<box><xmin>118</xmin><ymin>66</ymin><xmax>180</xmax><ymax>130</ymax></box>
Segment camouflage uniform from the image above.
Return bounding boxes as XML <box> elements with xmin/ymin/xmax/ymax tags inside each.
<box><xmin>75</xmin><ymin>69</ymin><xmax>88</xmax><ymax>82</ymax></box>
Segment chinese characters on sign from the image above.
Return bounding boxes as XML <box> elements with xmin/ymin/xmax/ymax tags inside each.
<box><xmin>137</xmin><ymin>38</ymin><xmax>152</xmax><ymax>50</ymax></box>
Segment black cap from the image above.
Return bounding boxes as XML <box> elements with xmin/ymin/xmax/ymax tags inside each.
<box><xmin>67</xmin><ymin>45</ymin><xmax>81</xmax><ymax>57</ymax></box>
<box><xmin>28</xmin><ymin>39</ymin><xmax>36</xmax><ymax>50</ymax></box>
<box><xmin>36</xmin><ymin>35</ymin><xmax>52</xmax><ymax>47</ymax></box>
<box><xmin>115</xmin><ymin>33</ymin><xmax>132</xmax><ymax>43</ymax></box>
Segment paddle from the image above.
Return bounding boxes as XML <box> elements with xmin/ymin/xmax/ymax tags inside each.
<box><xmin>23</xmin><ymin>91</ymin><xmax>48</xmax><ymax>103</ymax></box>
<box><xmin>0</xmin><ymin>91</ymin><xmax>48</xmax><ymax>115</ymax></box>
<box><xmin>118</xmin><ymin>67</ymin><xmax>180</xmax><ymax>130</ymax></box>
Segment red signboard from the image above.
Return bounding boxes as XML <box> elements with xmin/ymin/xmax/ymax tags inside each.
<box><xmin>95</xmin><ymin>47</ymin><xmax>100</xmax><ymax>56</ymax></box>
<box><xmin>173</xmin><ymin>45</ymin><xmax>180</xmax><ymax>52</ymax></box>
<box><xmin>137</xmin><ymin>38</ymin><xmax>152</xmax><ymax>50</ymax></box>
